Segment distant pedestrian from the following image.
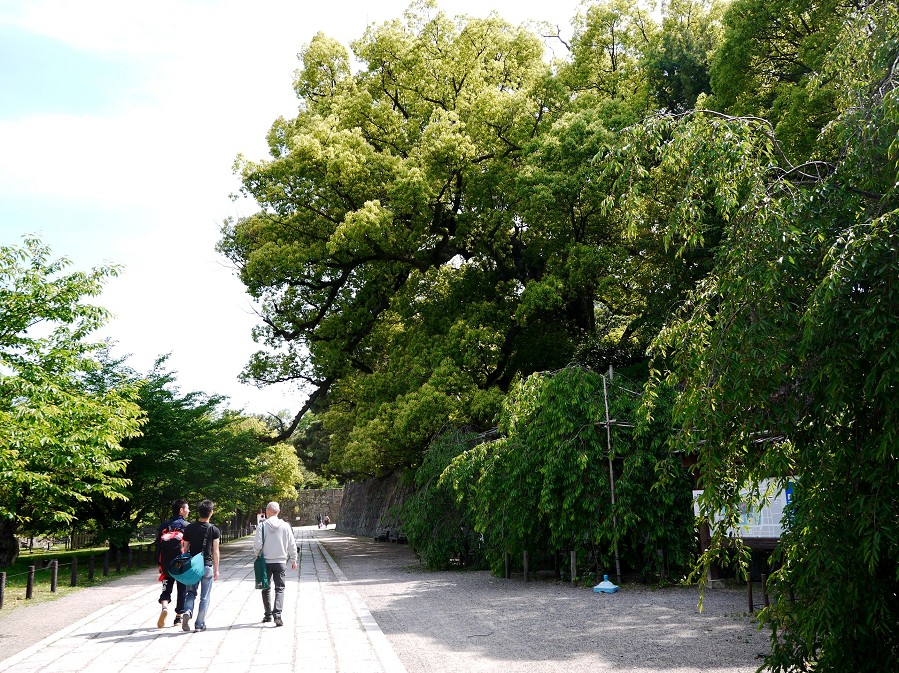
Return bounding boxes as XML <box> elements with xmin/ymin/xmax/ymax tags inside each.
<box><xmin>323</xmin><ymin>515</ymin><xmax>331</xmax><ymax>527</ymax></box>
<box><xmin>317</xmin><ymin>512</ymin><xmax>324</xmax><ymax>529</ymax></box>
<box><xmin>253</xmin><ymin>501</ymin><xmax>298</xmax><ymax>627</ymax></box>
<box><xmin>155</xmin><ymin>498</ymin><xmax>189</xmax><ymax>627</ymax></box>
<box><xmin>181</xmin><ymin>499</ymin><xmax>220</xmax><ymax>632</ymax></box>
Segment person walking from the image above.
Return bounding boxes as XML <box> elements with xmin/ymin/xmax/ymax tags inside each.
<box><xmin>155</xmin><ymin>498</ymin><xmax>189</xmax><ymax>627</ymax></box>
<box><xmin>253</xmin><ymin>501</ymin><xmax>298</xmax><ymax>627</ymax></box>
<box><xmin>180</xmin><ymin>499</ymin><xmax>220</xmax><ymax>633</ymax></box>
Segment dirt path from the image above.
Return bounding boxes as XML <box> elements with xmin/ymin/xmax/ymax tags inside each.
<box><xmin>317</xmin><ymin>529</ymin><xmax>770</xmax><ymax>673</ymax></box>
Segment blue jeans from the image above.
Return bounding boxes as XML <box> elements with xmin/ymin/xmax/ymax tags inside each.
<box><xmin>183</xmin><ymin>565</ymin><xmax>214</xmax><ymax>628</ymax></box>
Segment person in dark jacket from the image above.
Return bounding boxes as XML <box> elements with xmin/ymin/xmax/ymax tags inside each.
<box><xmin>155</xmin><ymin>498</ymin><xmax>189</xmax><ymax>627</ymax></box>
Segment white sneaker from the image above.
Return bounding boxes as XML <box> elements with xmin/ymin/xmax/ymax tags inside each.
<box><xmin>157</xmin><ymin>607</ymin><xmax>168</xmax><ymax>628</ymax></box>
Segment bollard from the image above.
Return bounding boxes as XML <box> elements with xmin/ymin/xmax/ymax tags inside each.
<box><xmin>26</xmin><ymin>566</ymin><xmax>35</xmax><ymax>599</ymax></box>
<box><xmin>127</xmin><ymin>547</ymin><xmax>133</xmax><ymax>570</ymax></box>
<box><xmin>762</xmin><ymin>573</ymin><xmax>769</xmax><ymax>609</ymax></box>
<box><xmin>115</xmin><ymin>549</ymin><xmax>122</xmax><ymax>573</ymax></box>
<box><xmin>71</xmin><ymin>557</ymin><xmax>78</xmax><ymax>587</ymax></box>
<box><xmin>570</xmin><ymin>550</ymin><xmax>577</xmax><ymax>585</ymax></box>
<box><xmin>747</xmin><ymin>577</ymin><xmax>754</xmax><ymax>614</ymax></box>
<box><xmin>103</xmin><ymin>551</ymin><xmax>109</xmax><ymax>577</ymax></box>
<box><xmin>50</xmin><ymin>559</ymin><xmax>58</xmax><ymax>593</ymax></box>
<box><xmin>504</xmin><ymin>552</ymin><xmax>510</xmax><ymax>579</ymax></box>
<box><xmin>523</xmin><ymin>551</ymin><xmax>529</xmax><ymax>582</ymax></box>
<box><xmin>89</xmin><ymin>554</ymin><xmax>96</xmax><ymax>581</ymax></box>
<box><xmin>0</xmin><ymin>571</ymin><xmax>5</xmax><ymax>609</ymax></box>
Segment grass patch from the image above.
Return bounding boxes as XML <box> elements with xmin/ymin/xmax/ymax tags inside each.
<box><xmin>1</xmin><ymin>543</ymin><xmax>157</xmax><ymax>613</ymax></box>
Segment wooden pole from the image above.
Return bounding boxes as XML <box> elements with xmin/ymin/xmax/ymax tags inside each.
<box><xmin>50</xmin><ymin>560</ymin><xmax>58</xmax><ymax>593</ymax></box>
<box><xmin>71</xmin><ymin>557</ymin><xmax>78</xmax><ymax>587</ymax></box>
<box><xmin>0</xmin><ymin>571</ymin><xmax>6</xmax><ymax>609</ymax></box>
<box><xmin>570</xmin><ymin>550</ymin><xmax>577</xmax><ymax>585</ymax></box>
<box><xmin>603</xmin><ymin>372</ymin><xmax>622</xmax><ymax>585</ymax></box>
<box><xmin>26</xmin><ymin>566</ymin><xmax>35</xmax><ymax>599</ymax></box>
<box><xmin>523</xmin><ymin>551</ymin><xmax>529</xmax><ymax>582</ymax></box>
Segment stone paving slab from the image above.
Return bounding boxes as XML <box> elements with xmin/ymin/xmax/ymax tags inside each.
<box><xmin>0</xmin><ymin>528</ymin><xmax>407</xmax><ymax>673</ymax></box>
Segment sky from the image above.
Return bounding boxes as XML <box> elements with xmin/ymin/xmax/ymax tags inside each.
<box><xmin>0</xmin><ymin>0</ymin><xmax>584</xmax><ymax>416</ymax></box>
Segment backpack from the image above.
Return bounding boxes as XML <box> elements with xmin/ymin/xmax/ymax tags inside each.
<box><xmin>156</xmin><ymin>518</ymin><xmax>186</xmax><ymax>572</ymax></box>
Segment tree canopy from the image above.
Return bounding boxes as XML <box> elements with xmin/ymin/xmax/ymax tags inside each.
<box><xmin>0</xmin><ymin>238</ymin><xmax>143</xmax><ymax>564</ymax></box>
<box><xmin>222</xmin><ymin>1</ymin><xmax>898</xmax><ymax>669</ymax></box>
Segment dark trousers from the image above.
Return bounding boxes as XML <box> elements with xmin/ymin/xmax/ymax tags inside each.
<box><xmin>261</xmin><ymin>562</ymin><xmax>287</xmax><ymax>617</ymax></box>
<box><xmin>159</xmin><ymin>574</ymin><xmax>186</xmax><ymax>614</ymax></box>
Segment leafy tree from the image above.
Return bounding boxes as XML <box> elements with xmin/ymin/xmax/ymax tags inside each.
<box><xmin>623</xmin><ymin>3</ymin><xmax>899</xmax><ymax>670</ymax></box>
<box><xmin>708</xmin><ymin>0</ymin><xmax>848</xmax><ymax>160</ymax></box>
<box><xmin>642</xmin><ymin>0</ymin><xmax>724</xmax><ymax>111</ymax></box>
<box><xmin>396</xmin><ymin>428</ymin><xmax>480</xmax><ymax>569</ymax></box>
<box><xmin>0</xmin><ymin>238</ymin><xmax>142</xmax><ymax>565</ymax></box>
<box><xmin>76</xmin><ymin>355</ymin><xmax>301</xmax><ymax>549</ymax></box>
<box><xmin>443</xmin><ymin>367</ymin><xmax>693</xmax><ymax>578</ymax></box>
<box><xmin>219</xmin><ymin>2</ymin><xmax>571</xmax><ymax>475</ymax></box>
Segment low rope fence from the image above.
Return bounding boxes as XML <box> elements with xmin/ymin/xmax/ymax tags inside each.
<box><xmin>0</xmin><ymin>525</ymin><xmax>253</xmax><ymax>610</ymax></box>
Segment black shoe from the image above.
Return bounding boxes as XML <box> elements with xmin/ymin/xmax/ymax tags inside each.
<box><xmin>274</xmin><ymin>616</ymin><xmax>283</xmax><ymax>627</ymax></box>
<box><xmin>173</xmin><ymin>616</ymin><xmax>182</xmax><ymax>626</ymax></box>
<box><xmin>262</xmin><ymin>615</ymin><xmax>272</xmax><ymax>623</ymax></box>
<box><xmin>194</xmin><ymin>625</ymin><xmax>206</xmax><ymax>632</ymax></box>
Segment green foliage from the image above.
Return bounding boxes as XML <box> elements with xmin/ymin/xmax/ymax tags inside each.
<box><xmin>75</xmin><ymin>355</ymin><xmax>301</xmax><ymax>547</ymax></box>
<box><xmin>441</xmin><ymin>367</ymin><xmax>693</xmax><ymax>578</ymax></box>
<box><xmin>0</xmin><ymin>238</ymin><xmax>143</xmax><ymax>563</ymax></box>
<box><xmin>396</xmin><ymin>428</ymin><xmax>481</xmax><ymax>569</ymax></box>
<box><xmin>628</xmin><ymin>3</ymin><xmax>899</xmax><ymax>670</ymax></box>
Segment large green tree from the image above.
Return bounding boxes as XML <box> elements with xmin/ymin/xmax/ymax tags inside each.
<box><xmin>621</xmin><ymin>2</ymin><xmax>899</xmax><ymax>670</ymax></box>
<box><xmin>0</xmin><ymin>239</ymin><xmax>142</xmax><ymax>565</ymax></box>
<box><xmin>219</xmin><ymin>1</ymin><xmax>702</xmax><ymax>477</ymax></box>
<box><xmin>76</xmin><ymin>355</ymin><xmax>301</xmax><ymax>548</ymax></box>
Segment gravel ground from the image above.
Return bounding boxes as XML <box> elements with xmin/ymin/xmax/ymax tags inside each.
<box><xmin>0</xmin><ymin>530</ymin><xmax>771</xmax><ymax>672</ymax></box>
<box><xmin>319</xmin><ymin>529</ymin><xmax>770</xmax><ymax>673</ymax></box>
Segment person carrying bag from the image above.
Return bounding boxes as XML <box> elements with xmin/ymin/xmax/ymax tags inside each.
<box><xmin>252</xmin><ymin>502</ymin><xmax>298</xmax><ymax>627</ymax></box>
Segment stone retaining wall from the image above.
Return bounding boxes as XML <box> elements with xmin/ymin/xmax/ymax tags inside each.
<box><xmin>274</xmin><ymin>489</ymin><xmax>344</xmax><ymax>527</ymax></box>
<box><xmin>335</xmin><ymin>472</ymin><xmax>413</xmax><ymax>538</ymax></box>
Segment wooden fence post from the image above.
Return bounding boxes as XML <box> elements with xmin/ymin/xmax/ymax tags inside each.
<box><xmin>103</xmin><ymin>551</ymin><xmax>109</xmax><ymax>577</ymax></box>
<box><xmin>89</xmin><ymin>554</ymin><xmax>96</xmax><ymax>581</ymax></box>
<box><xmin>26</xmin><ymin>566</ymin><xmax>35</xmax><ymax>599</ymax></box>
<box><xmin>71</xmin><ymin>557</ymin><xmax>78</xmax><ymax>587</ymax></box>
<box><xmin>50</xmin><ymin>560</ymin><xmax>58</xmax><ymax>593</ymax></box>
<box><xmin>115</xmin><ymin>549</ymin><xmax>122</xmax><ymax>573</ymax></box>
<box><xmin>0</xmin><ymin>571</ymin><xmax>5</xmax><ymax>609</ymax></box>
<box><xmin>747</xmin><ymin>577</ymin><xmax>754</xmax><ymax>614</ymax></box>
<box><xmin>570</xmin><ymin>550</ymin><xmax>577</xmax><ymax>585</ymax></box>
<box><xmin>504</xmin><ymin>552</ymin><xmax>510</xmax><ymax>579</ymax></box>
<box><xmin>127</xmin><ymin>547</ymin><xmax>133</xmax><ymax>570</ymax></box>
<box><xmin>523</xmin><ymin>551</ymin><xmax>529</xmax><ymax>582</ymax></box>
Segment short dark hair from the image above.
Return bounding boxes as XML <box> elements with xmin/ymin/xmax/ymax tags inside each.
<box><xmin>198</xmin><ymin>499</ymin><xmax>214</xmax><ymax>518</ymax></box>
<box><xmin>172</xmin><ymin>498</ymin><xmax>188</xmax><ymax>517</ymax></box>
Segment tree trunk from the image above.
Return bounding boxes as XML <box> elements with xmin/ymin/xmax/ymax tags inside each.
<box><xmin>0</xmin><ymin>518</ymin><xmax>20</xmax><ymax>566</ymax></box>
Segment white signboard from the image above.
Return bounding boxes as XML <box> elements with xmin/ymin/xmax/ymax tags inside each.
<box><xmin>693</xmin><ymin>479</ymin><xmax>794</xmax><ymax>539</ymax></box>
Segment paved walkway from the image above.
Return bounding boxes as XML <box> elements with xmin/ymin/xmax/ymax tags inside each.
<box><xmin>0</xmin><ymin>528</ymin><xmax>408</xmax><ymax>673</ymax></box>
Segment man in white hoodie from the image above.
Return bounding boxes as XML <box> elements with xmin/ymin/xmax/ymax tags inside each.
<box><xmin>253</xmin><ymin>501</ymin><xmax>298</xmax><ymax>627</ymax></box>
